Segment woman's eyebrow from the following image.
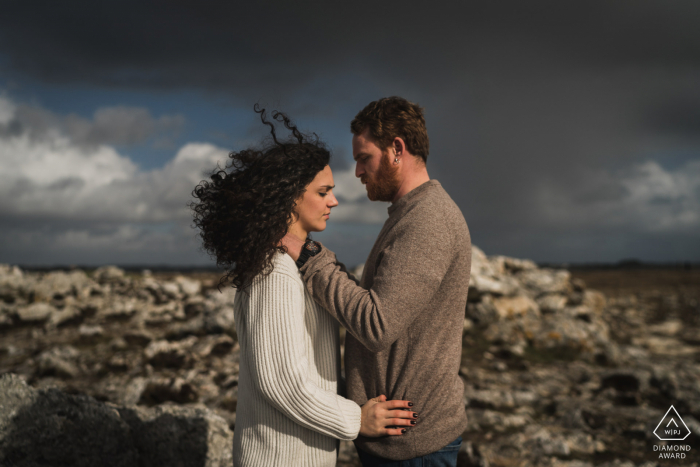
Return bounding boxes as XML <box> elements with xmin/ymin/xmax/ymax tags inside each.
<box><xmin>319</xmin><ymin>185</ymin><xmax>335</xmax><ymax>190</ymax></box>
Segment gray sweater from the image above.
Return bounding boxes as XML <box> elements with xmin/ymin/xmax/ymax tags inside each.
<box><xmin>301</xmin><ymin>180</ymin><xmax>471</xmax><ymax>460</ymax></box>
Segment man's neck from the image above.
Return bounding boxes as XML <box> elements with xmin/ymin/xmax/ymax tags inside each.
<box><xmin>392</xmin><ymin>169</ymin><xmax>430</xmax><ymax>203</ymax></box>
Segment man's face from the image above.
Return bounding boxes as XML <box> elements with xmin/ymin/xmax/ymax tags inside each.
<box><xmin>352</xmin><ymin>128</ymin><xmax>401</xmax><ymax>202</ymax></box>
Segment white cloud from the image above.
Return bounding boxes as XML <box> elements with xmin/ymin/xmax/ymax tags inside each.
<box><xmin>0</xmin><ymin>95</ymin><xmax>16</xmax><ymax>125</ymax></box>
<box><xmin>0</xmin><ymin>93</ymin><xmax>389</xmax><ymax>265</ymax></box>
<box><xmin>540</xmin><ymin>160</ymin><xmax>700</xmax><ymax>233</ymax></box>
<box><xmin>7</xmin><ymin>98</ymin><xmax>184</xmax><ymax>147</ymax></box>
<box><xmin>0</xmin><ymin>94</ymin><xmax>228</xmax><ymax>229</ymax></box>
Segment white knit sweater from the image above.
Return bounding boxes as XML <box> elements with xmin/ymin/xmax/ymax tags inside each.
<box><xmin>232</xmin><ymin>252</ymin><xmax>362</xmax><ymax>467</ymax></box>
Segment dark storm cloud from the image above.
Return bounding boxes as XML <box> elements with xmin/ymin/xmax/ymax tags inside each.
<box><xmin>1</xmin><ymin>0</ymin><xmax>700</xmax><ymax>263</ymax></box>
<box><xmin>1</xmin><ymin>1</ymin><xmax>700</xmax><ymax>90</ymax></box>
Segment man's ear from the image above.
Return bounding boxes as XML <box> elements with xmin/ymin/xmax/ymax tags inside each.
<box><xmin>392</xmin><ymin>137</ymin><xmax>407</xmax><ymax>157</ymax></box>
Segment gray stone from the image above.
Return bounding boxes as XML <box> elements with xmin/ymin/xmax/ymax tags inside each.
<box><xmin>175</xmin><ymin>275</ymin><xmax>202</xmax><ymax>297</ymax></box>
<box><xmin>46</xmin><ymin>304</ymin><xmax>83</xmax><ymax>328</ymax></box>
<box><xmin>32</xmin><ymin>270</ymin><xmax>95</xmax><ymax>301</ymax></box>
<box><xmin>144</xmin><ymin>337</ymin><xmax>197</xmax><ymax>368</ymax></box>
<box><xmin>537</xmin><ymin>294</ymin><xmax>568</xmax><ymax>313</ymax></box>
<box><xmin>117</xmin><ymin>404</ymin><xmax>232</xmax><ymax>467</ymax></box>
<box><xmin>92</xmin><ymin>265</ymin><xmax>126</xmax><ymax>284</ymax></box>
<box><xmin>0</xmin><ymin>373</ymin><xmax>137</xmax><ymax>467</ymax></box>
<box><xmin>35</xmin><ymin>346</ymin><xmax>81</xmax><ymax>379</ymax></box>
<box><xmin>516</xmin><ymin>268</ymin><xmax>572</xmax><ymax>296</ymax></box>
<box><xmin>0</xmin><ymin>373</ymin><xmax>233</xmax><ymax>467</ymax></box>
<box><xmin>492</xmin><ymin>295</ymin><xmax>540</xmax><ymax>320</ymax></box>
<box><xmin>16</xmin><ymin>302</ymin><xmax>55</xmax><ymax>323</ymax></box>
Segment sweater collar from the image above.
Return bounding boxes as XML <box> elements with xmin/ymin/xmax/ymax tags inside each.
<box><xmin>387</xmin><ymin>179</ymin><xmax>441</xmax><ymax>216</ymax></box>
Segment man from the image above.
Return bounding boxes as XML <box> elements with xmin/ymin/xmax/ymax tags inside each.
<box><xmin>283</xmin><ymin>96</ymin><xmax>471</xmax><ymax>466</ymax></box>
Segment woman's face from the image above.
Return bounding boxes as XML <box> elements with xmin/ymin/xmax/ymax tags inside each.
<box><xmin>292</xmin><ymin>165</ymin><xmax>338</xmax><ymax>235</ymax></box>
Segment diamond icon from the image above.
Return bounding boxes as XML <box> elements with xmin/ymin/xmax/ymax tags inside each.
<box><xmin>654</xmin><ymin>405</ymin><xmax>691</xmax><ymax>441</ymax></box>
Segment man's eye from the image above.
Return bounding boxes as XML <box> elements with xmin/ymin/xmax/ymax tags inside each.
<box><xmin>319</xmin><ymin>192</ymin><xmax>327</xmax><ymax>197</ymax></box>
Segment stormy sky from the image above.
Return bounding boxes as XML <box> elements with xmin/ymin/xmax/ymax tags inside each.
<box><xmin>1</xmin><ymin>0</ymin><xmax>699</xmax><ymax>267</ymax></box>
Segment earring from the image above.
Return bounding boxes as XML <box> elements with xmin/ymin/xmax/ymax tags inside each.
<box><xmin>394</xmin><ymin>157</ymin><xmax>399</xmax><ymax>164</ymax></box>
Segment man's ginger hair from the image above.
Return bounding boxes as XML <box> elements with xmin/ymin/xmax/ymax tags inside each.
<box><xmin>350</xmin><ymin>96</ymin><xmax>429</xmax><ymax>163</ymax></box>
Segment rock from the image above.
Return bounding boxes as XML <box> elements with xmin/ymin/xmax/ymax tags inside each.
<box><xmin>144</xmin><ymin>337</ymin><xmax>197</xmax><ymax>368</ymax></box>
<box><xmin>516</xmin><ymin>269</ymin><xmax>571</xmax><ymax>296</ymax></box>
<box><xmin>600</xmin><ymin>370</ymin><xmax>650</xmax><ymax>393</ymax></box>
<box><xmin>117</xmin><ymin>404</ymin><xmax>232</xmax><ymax>467</ymax></box>
<box><xmin>205</xmin><ymin>287</ymin><xmax>237</xmax><ymax>307</ymax></box>
<box><xmin>124</xmin><ymin>329</ymin><xmax>154</xmax><ymax>346</ymax></box>
<box><xmin>0</xmin><ymin>373</ymin><xmax>137</xmax><ymax>467</ymax></box>
<box><xmin>492</xmin><ymin>296</ymin><xmax>540</xmax><ymax>320</ymax></box>
<box><xmin>175</xmin><ymin>275</ymin><xmax>202</xmax><ymax>297</ymax></box>
<box><xmin>143</xmin><ymin>302</ymin><xmax>186</xmax><ymax>325</ymax></box>
<box><xmin>582</xmin><ymin>290</ymin><xmax>606</xmax><ymax>314</ymax></box>
<box><xmin>0</xmin><ymin>264</ymin><xmax>27</xmax><ymax>302</ymax></box>
<box><xmin>79</xmin><ymin>324</ymin><xmax>105</xmax><ymax>341</ymax></box>
<box><xmin>46</xmin><ymin>304</ymin><xmax>83</xmax><ymax>328</ymax></box>
<box><xmin>32</xmin><ymin>270</ymin><xmax>95</xmax><ymax>301</ymax></box>
<box><xmin>16</xmin><ymin>302</ymin><xmax>55</xmax><ymax>323</ymax></box>
<box><xmin>537</xmin><ymin>294</ymin><xmax>568</xmax><ymax>313</ymax></box>
<box><xmin>138</xmin><ymin>376</ymin><xmax>199</xmax><ymax>405</ymax></box>
<box><xmin>97</xmin><ymin>297</ymin><xmax>137</xmax><ymax>321</ymax></box>
<box><xmin>466</xmin><ymin>296</ymin><xmax>500</xmax><ymax>327</ymax></box>
<box><xmin>92</xmin><ymin>265</ymin><xmax>126</xmax><ymax>284</ymax></box>
<box><xmin>195</xmin><ymin>334</ymin><xmax>236</xmax><ymax>358</ymax></box>
<box><xmin>470</xmin><ymin>246</ymin><xmax>499</xmax><ymax>279</ymax></box>
<box><xmin>468</xmin><ymin>409</ymin><xmax>531</xmax><ymax>432</ymax></box>
<box><xmin>160</xmin><ymin>281</ymin><xmax>183</xmax><ymax>300</ymax></box>
<box><xmin>0</xmin><ymin>373</ymin><xmax>232</xmax><ymax>467</ymax></box>
<box><xmin>648</xmin><ymin>319</ymin><xmax>683</xmax><ymax>336</ymax></box>
<box><xmin>35</xmin><ymin>346</ymin><xmax>81</xmax><ymax>379</ymax></box>
<box><xmin>184</xmin><ymin>296</ymin><xmax>207</xmax><ymax>317</ymax></box>
<box><xmin>491</xmin><ymin>255</ymin><xmax>538</xmax><ymax>274</ymax></box>
<box><xmin>469</xmin><ymin>275</ymin><xmax>520</xmax><ymax>300</ymax></box>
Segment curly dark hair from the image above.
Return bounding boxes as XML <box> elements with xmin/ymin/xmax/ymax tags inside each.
<box><xmin>190</xmin><ymin>105</ymin><xmax>330</xmax><ymax>291</ymax></box>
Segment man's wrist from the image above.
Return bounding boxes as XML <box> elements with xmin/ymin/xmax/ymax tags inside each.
<box><xmin>295</xmin><ymin>239</ymin><xmax>321</xmax><ymax>268</ymax></box>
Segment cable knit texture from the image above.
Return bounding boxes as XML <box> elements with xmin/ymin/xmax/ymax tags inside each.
<box><xmin>232</xmin><ymin>252</ymin><xmax>361</xmax><ymax>467</ymax></box>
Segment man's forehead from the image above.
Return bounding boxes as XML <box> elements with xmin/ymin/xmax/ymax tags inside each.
<box><xmin>352</xmin><ymin>133</ymin><xmax>378</xmax><ymax>158</ymax></box>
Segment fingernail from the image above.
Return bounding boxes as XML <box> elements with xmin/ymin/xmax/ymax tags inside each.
<box><xmin>411</xmin><ymin>420</ymin><xmax>416</xmax><ymax>425</ymax></box>
<box><xmin>401</xmin><ymin>429</ymin><xmax>406</xmax><ymax>434</ymax></box>
<box><xmin>408</xmin><ymin>402</ymin><xmax>413</xmax><ymax>406</ymax></box>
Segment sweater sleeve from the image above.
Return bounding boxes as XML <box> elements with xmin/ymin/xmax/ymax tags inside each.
<box><xmin>300</xmin><ymin>214</ymin><xmax>454</xmax><ymax>353</ymax></box>
<box><xmin>244</xmin><ymin>270</ymin><xmax>362</xmax><ymax>440</ymax></box>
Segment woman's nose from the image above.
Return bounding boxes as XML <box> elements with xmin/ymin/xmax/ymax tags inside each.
<box><xmin>328</xmin><ymin>192</ymin><xmax>339</xmax><ymax>207</ymax></box>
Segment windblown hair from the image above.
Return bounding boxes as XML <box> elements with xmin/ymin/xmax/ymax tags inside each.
<box><xmin>350</xmin><ymin>96</ymin><xmax>429</xmax><ymax>163</ymax></box>
<box><xmin>190</xmin><ymin>105</ymin><xmax>330</xmax><ymax>291</ymax></box>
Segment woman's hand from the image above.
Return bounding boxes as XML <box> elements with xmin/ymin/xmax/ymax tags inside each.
<box><xmin>359</xmin><ymin>395</ymin><xmax>418</xmax><ymax>437</ymax></box>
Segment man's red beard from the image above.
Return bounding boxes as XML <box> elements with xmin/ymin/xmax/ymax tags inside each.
<box><xmin>362</xmin><ymin>150</ymin><xmax>401</xmax><ymax>202</ymax></box>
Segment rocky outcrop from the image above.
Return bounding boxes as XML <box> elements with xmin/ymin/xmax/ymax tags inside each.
<box><xmin>0</xmin><ymin>373</ymin><xmax>233</xmax><ymax>467</ymax></box>
<box><xmin>1</xmin><ymin>253</ymin><xmax>699</xmax><ymax>467</ymax></box>
<box><xmin>466</xmin><ymin>246</ymin><xmax>617</xmax><ymax>364</ymax></box>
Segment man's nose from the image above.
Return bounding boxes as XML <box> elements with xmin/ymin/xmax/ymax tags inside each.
<box><xmin>355</xmin><ymin>162</ymin><xmax>364</xmax><ymax>178</ymax></box>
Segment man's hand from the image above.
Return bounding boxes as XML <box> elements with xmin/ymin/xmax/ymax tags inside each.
<box><xmin>359</xmin><ymin>394</ymin><xmax>417</xmax><ymax>437</ymax></box>
<box><xmin>280</xmin><ymin>233</ymin><xmax>304</xmax><ymax>262</ymax></box>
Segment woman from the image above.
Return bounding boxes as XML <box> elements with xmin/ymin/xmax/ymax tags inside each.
<box><xmin>191</xmin><ymin>107</ymin><xmax>416</xmax><ymax>466</ymax></box>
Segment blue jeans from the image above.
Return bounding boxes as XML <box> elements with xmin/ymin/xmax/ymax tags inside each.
<box><xmin>356</xmin><ymin>437</ymin><xmax>462</xmax><ymax>467</ymax></box>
